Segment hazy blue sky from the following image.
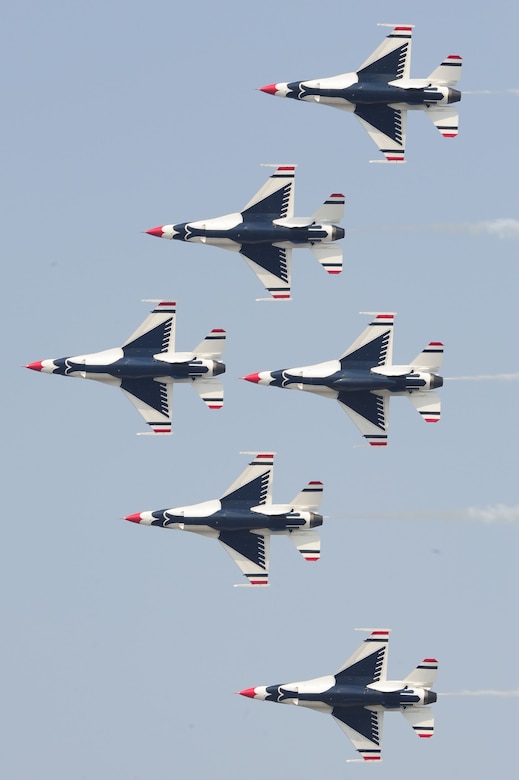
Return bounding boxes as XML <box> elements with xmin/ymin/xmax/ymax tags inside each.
<box><xmin>4</xmin><ymin>1</ymin><xmax>518</xmax><ymax>777</ymax></box>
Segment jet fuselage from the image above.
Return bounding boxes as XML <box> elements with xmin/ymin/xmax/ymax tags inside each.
<box><xmin>37</xmin><ymin>355</ymin><xmax>225</xmax><ymax>381</ymax></box>
<box><xmin>283</xmin><ymin>77</ymin><xmax>461</xmax><ymax>108</ymax></box>
<box><xmin>148</xmin><ymin>506</ymin><xmax>324</xmax><ymax>534</ymax></box>
<box><xmin>170</xmin><ymin>218</ymin><xmax>344</xmax><ymax>247</ymax></box>
<box><xmin>261</xmin><ymin>682</ymin><xmax>437</xmax><ymax>709</ymax></box>
<box><xmin>267</xmin><ymin>366</ymin><xmax>443</xmax><ymax>393</ymax></box>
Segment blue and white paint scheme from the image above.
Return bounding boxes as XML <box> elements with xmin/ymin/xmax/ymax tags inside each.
<box><xmin>124</xmin><ymin>452</ymin><xmax>323</xmax><ymax>586</ymax></box>
<box><xmin>145</xmin><ymin>165</ymin><xmax>345</xmax><ymax>300</ymax></box>
<box><xmin>26</xmin><ymin>301</ymin><xmax>226</xmax><ymax>435</ymax></box>
<box><xmin>243</xmin><ymin>313</ymin><xmax>444</xmax><ymax>446</ymax></box>
<box><xmin>240</xmin><ymin>629</ymin><xmax>438</xmax><ymax>762</ymax></box>
<box><xmin>259</xmin><ymin>25</ymin><xmax>462</xmax><ymax>162</ymax></box>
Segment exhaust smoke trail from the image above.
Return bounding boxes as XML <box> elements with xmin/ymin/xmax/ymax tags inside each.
<box><xmin>330</xmin><ymin>505</ymin><xmax>519</xmax><ymax>525</ymax></box>
<box><xmin>352</xmin><ymin>217</ymin><xmax>519</xmax><ymax>239</ymax></box>
<box><xmin>445</xmin><ymin>373</ymin><xmax>519</xmax><ymax>381</ymax></box>
<box><xmin>440</xmin><ymin>690</ymin><xmax>519</xmax><ymax>698</ymax></box>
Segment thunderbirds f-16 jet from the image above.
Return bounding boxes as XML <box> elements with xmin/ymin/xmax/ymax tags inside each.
<box><xmin>239</xmin><ymin>629</ymin><xmax>438</xmax><ymax>762</ymax></box>
<box><xmin>243</xmin><ymin>313</ymin><xmax>443</xmax><ymax>446</ymax></box>
<box><xmin>145</xmin><ymin>165</ymin><xmax>345</xmax><ymax>300</ymax></box>
<box><xmin>259</xmin><ymin>24</ymin><xmax>462</xmax><ymax>162</ymax></box>
<box><xmin>26</xmin><ymin>301</ymin><xmax>225</xmax><ymax>435</ymax></box>
<box><xmin>124</xmin><ymin>452</ymin><xmax>323</xmax><ymax>586</ymax></box>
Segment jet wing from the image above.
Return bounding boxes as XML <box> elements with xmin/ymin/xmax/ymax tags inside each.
<box><xmin>357</xmin><ymin>25</ymin><xmax>413</xmax><ymax>80</ymax></box>
<box><xmin>218</xmin><ymin>530</ymin><xmax>270</xmax><ymax>586</ymax></box>
<box><xmin>241</xmin><ymin>165</ymin><xmax>295</xmax><ymax>219</ymax></box>
<box><xmin>240</xmin><ymin>244</ymin><xmax>291</xmax><ymax>300</ymax></box>
<box><xmin>191</xmin><ymin>378</ymin><xmax>224</xmax><ymax>410</ymax></box>
<box><xmin>122</xmin><ymin>301</ymin><xmax>176</xmax><ymax>353</ymax></box>
<box><xmin>337</xmin><ymin>391</ymin><xmax>390</xmax><ymax>446</ymax></box>
<box><xmin>220</xmin><ymin>453</ymin><xmax>274</xmax><ymax>507</ymax></box>
<box><xmin>121</xmin><ymin>377</ymin><xmax>173</xmax><ymax>434</ymax></box>
<box><xmin>354</xmin><ymin>105</ymin><xmax>407</xmax><ymax>162</ymax></box>
<box><xmin>332</xmin><ymin>708</ymin><xmax>384</xmax><ymax>762</ymax></box>
<box><xmin>335</xmin><ymin>629</ymin><xmax>390</xmax><ymax>685</ymax></box>
<box><xmin>340</xmin><ymin>313</ymin><xmax>394</xmax><ymax>367</ymax></box>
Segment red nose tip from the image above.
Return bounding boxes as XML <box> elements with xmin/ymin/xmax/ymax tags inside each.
<box><xmin>124</xmin><ymin>513</ymin><xmax>142</xmax><ymax>524</ymax></box>
<box><xmin>26</xmin><ymin>361</ymin><xmax>44</xmax><ymax>372</ymax></box>
<box><xmin>238</xmin><ymin>688</ymin><xmax>256</xmax><ymax>698</ymax></box>
<box><xmin>242</xmin><ymin>373</ymin><xmax>261</xmax><ymax>383</ymax></box>
<box><xmin>145</xmin><ymin>227</ymin><xmax>164</xmax><ymax>238</ymax></box>
<box><xmin>258</xmin><ymin>84</ymin><xmax>278</xmax><ymax>95</ymax></box>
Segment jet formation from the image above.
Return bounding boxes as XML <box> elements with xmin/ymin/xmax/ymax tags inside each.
<box><xmin>26</xmin><ymin>301</ymin><xmax>226</xmax><ymax>435</ymax></box>
<box><xmin>145</xmin><ymin>165</ymin><xmax>345</xmax><ymax>300</ymax></box>
<box><xmin>124</xmin><ymin>452</ymin><xmax>323</xmax><ymax>586</ymax></box>
<box><xmin>259</xmin><ymin>24</ymin><xmax>462</xmax><ymax>162</ymax></box>
<box><xmin>243</xmin><ymin>313</ymin><xmax>443</xmax><ymax>446</ymax></box>
<box><xmin>239</xmin><ymin>629</ymin><xmax>438</xmax><ymax>762</ymax></box>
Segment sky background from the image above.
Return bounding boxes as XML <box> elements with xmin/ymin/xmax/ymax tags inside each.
<box><xmin>3</xmin><ymin>1</ymin><xmax>518</xmax><ymax>777</ymax></box>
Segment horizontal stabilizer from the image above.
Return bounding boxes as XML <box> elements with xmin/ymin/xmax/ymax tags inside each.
<box><xmin>427</xmin><ymin>55</ymin><xmax>462</xmax><ymax>85</ymax></box>
<box><xmin>290</xmin><ymin>481</ymin><xmax>323</xmax><ymax>511</ymax></box>
<box><xmin>401</xmin><ymin>706</ymin><xmax>435</xmax><ymax>739</ymax></box>
<box><xmin>310</xmin><ymin>243</ymin><xmax>343</xmax><ymax>275</ymax></box>
<box><xmin>192</xmin><ymin>379</ymin><xmax>224</xmax><ymax>410</ymax></box>
<box><xmin>404</xmin><ymin>658</ymin><xmax>438</xmax><ymax>688</ymax></box>
<box><xmin>311</xmin><ymin>193</ymin><xmax>345</xmax><ymax>224</ymax></box>
<box><xmin>192</xmin><ymin>329</ymin><xmax>226</xmax><ymax>359</ymax></box>
<box><xmin>287</xmin><ymin>529</ymin><xmax>321</xmax><ymax>561</ymax></box>
<box><xmin>411</xmin><ymin>342</ymin><xmax>444</xmax><ymax>372</ymax></box>
<box><xmin>407</xmin><ymin>391</ymin><xmax>441</xmax><ymax>423</ymax></box>
<box><xmin>425</xmin><ymin>107</ymin><xmax>459</xmax><ymax>138</ymax></box>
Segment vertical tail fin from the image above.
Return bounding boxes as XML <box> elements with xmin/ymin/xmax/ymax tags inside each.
<box><xmin>427</xmin><ymin>55</ymin><xmax>462</xmax><ymax>85</ymax></box>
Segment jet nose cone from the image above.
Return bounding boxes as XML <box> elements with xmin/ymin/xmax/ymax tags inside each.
<box><xmin>145</xmin><ymin>226</ymin><xmax>165</xmax><ymax>238</ymax></box>
<box><xmin>239</xmin><ymin>687</ymin><xmax>257</xmax><ymax>699</ymax></box>
<box><xmin>258</xmin><ymin>83</ymin><xmax>279</xmax><ymax>95</ymax></box>
<box><xmin>243</xmin><ymin>372</ymin><xmax>261</xmax><ymax>384</ymax></box>
<box><xmin>124</xmin><ymin>513</ymin><xmax>143</xmax><ymax>524</ymax></box>
<box><xmin>26</xmin><ymin>361</ymin><xmax>44</xmax><ymax>372</ymax></box>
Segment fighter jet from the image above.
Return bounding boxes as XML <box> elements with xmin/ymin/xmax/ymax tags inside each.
<box><xmin>259</xmin><ymin>24</ymin><xmax>462</xmax><ymax>162</ymax></box>
<box><xmin>239</xmin><ymin>629</ymin><xmax>438</xmax><ymax>762</ymax></box>
<box><xmin>243</xmin><ymin>313</ymin><xmax>443</xmax><ymax>446</ymax></box>
<box><xmin>145</xmin><ymin>165</ymin><xmax>345</xmax><ymax>300</ymax></box>
<box><xmin>124</xmin><ymin>452</ymin><xmax>323</xmax><ymax>586</ymax></box>
<box><xmin>25</xmin><ymin>301</ymin><xmax>225</xmax><ymax>435</ymax></box>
